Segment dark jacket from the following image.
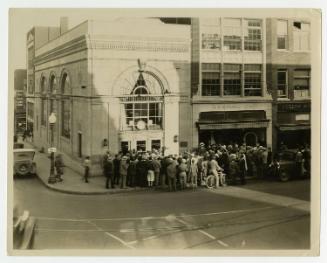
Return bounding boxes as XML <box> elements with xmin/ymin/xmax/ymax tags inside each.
<box><xmin>104</xmin><ymin>158</ymin><xmax>114</xmax><ymax>177</ymax></box>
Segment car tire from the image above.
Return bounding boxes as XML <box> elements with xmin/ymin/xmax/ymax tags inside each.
<box><xmin>279</xmin><ymin>170</ymin><xmax>290</xmax><ymax>182</ymax></box>
<box><xmin>16</xmin><ymin>164</ymin><xmax>29</xmax><ymax>176</ymax></box>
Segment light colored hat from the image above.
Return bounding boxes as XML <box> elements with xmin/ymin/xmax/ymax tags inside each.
<box><xmin>230</xmin><ymin>154</ymin><xmax>237</xmax><ymax>161</ymax></box>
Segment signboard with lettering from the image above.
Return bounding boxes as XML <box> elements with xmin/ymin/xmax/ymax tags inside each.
<box><xmin>278</xmin><ymin>103</ymin><xmax>311</xmax><ymax>113</ymax></box>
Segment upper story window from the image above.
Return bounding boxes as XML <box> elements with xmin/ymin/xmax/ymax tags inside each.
<box><xmin>223</xmin><ymin>64</ymin><xmax>241</xmax><ymax>96</ymax></box>
<box><xmin>40</xmin><ymin>77</ymin><xmax>47</xmax><ymax>126</ymax></box>
<box><xmin>201</xmin><ymin>63</ymin><xmax>220</xmax><ymax>96</ymax></box>
<box><xmin>244</xmin><ymin>20</ymin><xmax>262</xmax><ymax>51</ymax></box>
<box><xmin>277</xmin><ymin>69</ymin><xmax>288</xmax><ymax>98</ymax></box>
<box><xmin>61</xmin><ymin>73</ymin><xmax>71</xmax><ymax>94</ymax></box>
<box><xmin>293</xmin><ymin>22</ymin><xmax>310</xmax><ymax>51</ymax></box>
<box><xmin>244</xmin><ymin>64</ymin><xmax>262</xmax><ymax>96</ymax></box>
<box><xmin>201</xmin><ymin>18</ymin><xmax>221</xmax><ymax>50</ymax></box>
<box><xmin>223</xmin><ymin>18</ymin><xmax>242</xmax><ymax>51</ymax></box>
<box><xmin>293</xmin><ymin>69</ymin><xmax>310</xmax><ymax>90</ymax></box>
<box><xmin>277</xmin><ymin>20</ymin><xmax>288</xmax><ymax>50</ymax></box>
<box><xmin>293</xmin><ymin>69</ymin><xmax>310</xmax><ymax>99</ymax></box>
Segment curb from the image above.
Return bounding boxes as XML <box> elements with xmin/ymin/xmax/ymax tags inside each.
<box><xmin>35</xmin><ymin>174</ymin><xmax>150</xmax><ymax>195</ymax></box>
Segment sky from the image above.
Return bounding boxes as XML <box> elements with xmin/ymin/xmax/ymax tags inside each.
<box><xmin>9</xmin><ymin>9</ymin><xmax>126</xmax><ymax>70</ymax></box>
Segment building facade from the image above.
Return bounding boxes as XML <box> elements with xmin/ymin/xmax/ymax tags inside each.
<box><xmin>190</xmin><ymin>18</ymin><xmax>273</xmax><ymax>149</ymax></box>
<box><xmin>26</xmin><ymin>19</ymin><xmax>67</xmax><ymax>138</ymax></box>
<box><xmin>14</xmin><ymin>69</ymin><xmax>27</xmax><ymax>134</ymax></box>
<box><xmin>266</xmin><ymin>18</ymin><xmax>311</xmax><ymax>151</ymax></box>
<box><xmin>31</xmin><ymin>18</ymin><xmax>191</xmax><ymax>175</ymax></box>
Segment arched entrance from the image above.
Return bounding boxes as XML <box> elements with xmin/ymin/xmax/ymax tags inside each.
<box><xmin>244</xmin><ymin>132</ymin><xmax>258</xmax><ymax>146</ymax></box>
<box><xmin>115</xmin><ymin>62</ymin><xmax>166</xmax><ymax>152</ymax></box>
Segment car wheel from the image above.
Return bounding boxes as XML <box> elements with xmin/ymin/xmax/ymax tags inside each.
<box><xmin>16</xmin><ymin>164</ymin><xmax>29</xmax><ymax>176</ymax></box>
<box><xmin>279</xmin><ymin>170</ymin><xmax>290</xmax><ymax>182</ymax></box>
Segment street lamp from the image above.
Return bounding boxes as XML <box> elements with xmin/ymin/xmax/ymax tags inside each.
<box><xmin>48</xmin><ymin>112</ymin><xmax>57</xmax><ymax>184</ymax></box>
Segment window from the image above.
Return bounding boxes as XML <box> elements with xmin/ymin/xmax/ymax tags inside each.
<box><xmin>244</xmin><ymin>64</ymin><xmax>262</xmax><ymax>96</ymax></box>
<box><xmin>223</xmin><ymin>18</ymin><xmax>242</xmax><ymax>51</ymax></box>
<box><xmin>277</xmin><ymin>20</ymin><xmax>288</xmax><ymax>50</ymax></box>
<box><xmin>41</xmin><ymin>99</ymin><xmax>47</xmax><ymax>126</ymax></box>
<box><xmin>201</xmin><ymin>18</ymin><xmax>221</xmax><ymax>50</ymax></box>
<box><xmin>61</xmin><ymin>73</ymin><xmax>71</xmax><ymax>94</ymax></box>
<box><xmin>61</xmin><ymin>100</ymin><xmax>71</xmax><ymax>138</ymax></box>
<box><xmin>123</xmin><ymin>102</ymin><xmax>163</xmax><ymax>130</ymax></box>
<box><xmin>293</xmin><ymin>69</ymin><xmax>310</xmax><ymax>90</ymax></box>
<box><xmin>223</xmin><ymin>64</ymin><xmax>241</xmax><ymax>95</ymax></box>
<box><xmin>277</xmin><ymin>70</ymin><xmax>288</xmax><ymax>97</ymax></box>
<box><xmin>202</xmin><ymin>33</ymin><xmax>221</xmax><ymax>50</ymax></box>
<box><xmin>61</xmin><ymin>73</ymin><xmax>71</xmax><ymax>138</ymax></box>
<box><xmin>137</xmin><ymin>141</ymin><xmax>146</xmax><ymax>151</ymax></box>
<box><xmin>40</xmin><ymin>77</ymin><xmax>47</xmax><ymax>126</ymax></box>
<box><xmin>27</xmin><ymin>102</ymin><xmax>34</xmax><ymax>119</ymax></box>
<box><xmin>244</xmin><ymin>20</ymin><xmax>262</xmax><ymax>51</ymax></box>
<box><xmin>202</xmin><ymin>63</ymin><xmax>220</xmax><ymax>96</ymax></box>
<box><xmin>293</xmin><ymin>22</ymin><xmax>310</xmax><ymax>51</ymax></box>
<box><xmin>151</xmin><ymin>140</ymin><xmax>161</xmax><ymax>151</ymax></box>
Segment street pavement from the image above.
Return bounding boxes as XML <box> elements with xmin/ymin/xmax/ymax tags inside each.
<box><xmin>13</xmin><ymin>175</ymin><xmax>310</xmax><ymax>251</ymax></box>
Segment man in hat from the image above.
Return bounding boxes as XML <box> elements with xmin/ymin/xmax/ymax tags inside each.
<box><xmin>104</xmin><ymin>153</ymin><xmax>114</xmax><ymax>189</ymax></box>
<box><xmin>119</xmin><ymin>155</ymin><xmax>129</xmax><ymax>189</ymax></box>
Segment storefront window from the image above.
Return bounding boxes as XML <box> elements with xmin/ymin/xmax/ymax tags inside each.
<box><xmin>223</xmin><ymin>64</ymin><xmax>241</xmax><ymax>95</ymax></box>
<box><xmin>244</xmin><ymin>20</ymin><xmax>262</xmax><ymax>51</ymax></box>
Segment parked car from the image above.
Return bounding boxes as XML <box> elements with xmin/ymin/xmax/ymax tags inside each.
<box><xmin>13</xmin><ymin>149</ymin><xmax>37</xmax><ymax>177</ymax></box>
<box><xmin>268</xmin><ymin>149</ymin><xmax>309</xmax><ymax>182</ymax></box>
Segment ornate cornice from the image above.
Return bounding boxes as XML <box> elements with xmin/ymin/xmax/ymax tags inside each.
<box><xmin>88</xmin><ymin>39</ymin><xmax>190</xmax><ymax>53</ymax></box>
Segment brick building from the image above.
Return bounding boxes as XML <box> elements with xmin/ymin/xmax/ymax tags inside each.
<box><xmin>266</xmin><ymin>18</ymin><xmax>311</xmax><ymax>151</ymax></box>
<box><xmin>190</xmin><ymin>17</ymin><xmax>273</xmax><ymax>149</ymax></box>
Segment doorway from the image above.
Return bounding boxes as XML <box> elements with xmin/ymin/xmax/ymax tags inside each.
<box><xmin>244</xmin><ymin>132</ymin><xmax>257</xmax><ymax>146</ymax></box>
<box><xmin>78</xmin><ymin>132</ymin><xmax>82</xmax><ymax>158</ymax></box>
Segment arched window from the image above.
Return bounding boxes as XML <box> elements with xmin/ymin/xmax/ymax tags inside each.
<box><xmin>122</xmin><ymin>71</ymin><xmax>163</xmax><ymax>131</ymax></box>
<box><xmin>49</xmin><ymin>75</ymin><xmax>56</xmax><ymax>94</ymax></box>
<box><xmin>40</xmin><ymin>76</ymin><xmax>47</xmax><ymax>126</ymax></box>
<box><xmin>61</xmin><ymin>72</ymin><xmax>71</xmax><ymax>139</ymax></box>
<box><xmin>133</xmin><ymin>86</ymin><xmax>148</xmax><ymax>95</ymax></box>
<box><xmin>61</xmin><ymin>73</ymin><xmax>71</xmax><ymax>94</ymax></box>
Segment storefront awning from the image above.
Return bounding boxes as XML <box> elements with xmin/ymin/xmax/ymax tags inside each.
<box><xmin>278</xmin><ymin>125</ymin><xmax>311</xmax><ymax>131</ymax></box>
<box><xmin>197</xmin><ymin>120</ymin><xmax>269</xmax><ymax>130</ymax></box>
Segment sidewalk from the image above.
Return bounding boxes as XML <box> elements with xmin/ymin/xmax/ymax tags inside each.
<box><xmin>23</xmin><ymin>141</ymin><xmax>146</xmax><ymax>195</ymax></box>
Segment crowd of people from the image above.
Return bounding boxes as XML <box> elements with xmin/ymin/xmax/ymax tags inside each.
<box><xmin>50</xmin><ymin>141</ymin><xmax>311</xmax><ymax>190</ymax></box>
<box><xmin>99</xmin><ymin>142</ymin><xmax>290</xmax><ymax>191</ymax></box>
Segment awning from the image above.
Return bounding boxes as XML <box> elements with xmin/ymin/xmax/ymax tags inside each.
<box><xmin>197</xmin><ymin>120</ymin><xmax>269</xmax><ymax>130</ymax></box>
<box><xmin>278</xmin><ymin>125</ymin><xmax>311</xmax><ymax>131</ymax></box>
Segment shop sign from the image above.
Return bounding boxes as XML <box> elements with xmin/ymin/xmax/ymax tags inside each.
<box><xmin>295</xmin><ymin>114</ymin><xmax>310</xmax><ymax>121</ymax></box>
<box><xmin>278</xmin><ymin>103</ymin><xmax>310</xmax><ymax>113</ymax></box>
<box><xmin>48</xmin><ymin>147</ymin><xmax>57</xmax><ymax>153</ymax></box>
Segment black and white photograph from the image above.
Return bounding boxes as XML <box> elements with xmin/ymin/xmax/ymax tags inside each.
<box><xmin>6</xmin><ymin>7</ymin><xmax>322</xmax><ymax>257</ymax></box>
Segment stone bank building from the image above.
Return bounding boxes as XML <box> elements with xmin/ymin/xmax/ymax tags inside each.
<box><xmin>30</xmin><ymin>18</ymin><xmax>191</xmax><ymax>174</ymax></box>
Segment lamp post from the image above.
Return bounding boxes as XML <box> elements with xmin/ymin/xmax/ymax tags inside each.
<box><xmin>48</xmin><ymin>112</ymin><xmax>57</xmax><ymax>184</ymax></box>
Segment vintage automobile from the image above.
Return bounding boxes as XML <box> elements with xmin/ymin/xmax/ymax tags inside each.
<box><xmin>268</xmin><ymin>149</ymin><xmax>310</xmax><ymax>182</ymax></box>
<box><xmin>13</xmin><ymin>149</ymin><xmax>37</xmax><ymax>177</ymax></box>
